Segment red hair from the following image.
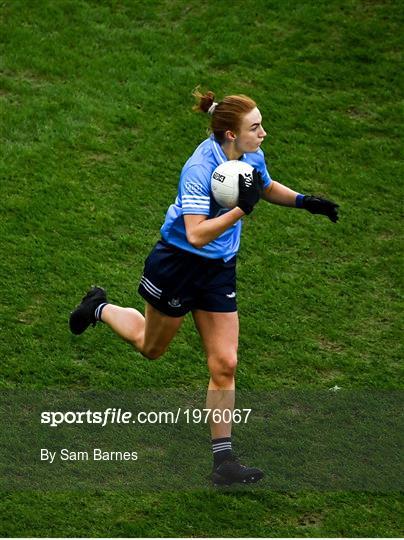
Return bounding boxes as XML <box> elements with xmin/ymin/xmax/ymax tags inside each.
<box><xmin>193</xmin><ymin>88</ymin><xmax>256</xmax><ymax>143</ymax></box>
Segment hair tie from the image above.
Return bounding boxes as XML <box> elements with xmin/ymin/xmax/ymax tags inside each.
<box><xmin>208</xmin><ymin>102</ymin><xmax>218</xmax><ymax>115</ymax></box>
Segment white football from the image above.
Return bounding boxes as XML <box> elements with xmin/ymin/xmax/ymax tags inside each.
<box><xmin>211</xmin><ymin>160</ymin><xmax>254</xmax><ymax>209</ymax></box>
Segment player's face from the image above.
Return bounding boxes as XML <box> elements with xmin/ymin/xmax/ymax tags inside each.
<box><xmin>235</xmin><ymin>107</ymin><xmax>267</xmax><ymax>153</ymax></box>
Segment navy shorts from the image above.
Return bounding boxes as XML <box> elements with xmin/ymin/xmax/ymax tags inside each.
<box><xmin>138</xmin><ymin>240</ymin><xmax>237</xmax><ymax>317</ymax></box>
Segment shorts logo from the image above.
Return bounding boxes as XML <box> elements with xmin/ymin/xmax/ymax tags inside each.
<box><xmin>226</xmin><ymin>292</ymin><xmax>236</xmax><ymax>298</ymax></box>
<box><xmin>168</xmin><ymin>297</ymin><xmax>182</xmax><ymax>308</ymax></box>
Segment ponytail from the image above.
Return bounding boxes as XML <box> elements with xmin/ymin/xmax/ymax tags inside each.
<box><xmin>192</xmin><ymin>87</ymin><xmax>216</xmax><ymax>113</ymax></box>
<box><xmin>192</xmin><ymin>87</ymin><xmax>256</xmax><ymax>143</ymax></box>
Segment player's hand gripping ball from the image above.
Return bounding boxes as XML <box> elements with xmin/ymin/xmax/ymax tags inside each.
<box><xmin>238</xmin><ymin>168</ymin><xmax>264</xmax><ymax>214</ymax></box>
<box><xmin>211</xmin><ymin>161</ymin><xmax>263</xmax><ymax>214</ymax></box>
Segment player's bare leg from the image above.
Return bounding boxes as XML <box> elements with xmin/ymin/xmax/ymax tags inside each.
<box><xmin>192</xmin><ymin>309</ymin><xmax>263</xmax><ymax>485</ymax></box>
<box><xmin>101</xmin><ymin>302</ymin><xmax>184</xmax><ymax>359</ymax></box>
<box><xmin>192</xmin><ymin>310</ymin><xmax>238</xmax><ymax>438</ymax></box>
<box><xmin>69</xmin><ymin>287</ymin><xmax>183</xmax><ymax>359</ymax></box>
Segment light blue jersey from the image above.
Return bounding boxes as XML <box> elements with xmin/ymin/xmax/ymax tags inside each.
<box><xmin>160</xmin><ymin>135</ymin><xmax>272</xmax><ymax>261</ymax></box>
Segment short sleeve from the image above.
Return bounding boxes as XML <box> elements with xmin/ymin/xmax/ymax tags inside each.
<box><xmin>180</xmin><ymin>165</ymin><xmax>211</xmax><ymax>216</ymax></box>
<box><xmin>246</xmin><ymin>149</ymin><xmax>272</xmax><ymax>189</ymax></box>
<box><xmin>259</xmin><ymin>163</ymin><xmax>272</xmax><ymax>189</ymax></box>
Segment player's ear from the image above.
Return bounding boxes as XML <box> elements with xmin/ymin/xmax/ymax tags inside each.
<box><xmin>224</xmin><ymin>129</ymin><xmax>237</xmax><ymax>142</ymax></box>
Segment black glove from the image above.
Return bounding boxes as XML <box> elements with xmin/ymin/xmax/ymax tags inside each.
<box><xmin>302</xmin><ymin>195</ymin><xmax>339</xmax><ymax>223</ymax></box>
<box><xmin>238</xmin><ymin>168</ymin><xmax>264</xmax><ymax>215</ymax></box>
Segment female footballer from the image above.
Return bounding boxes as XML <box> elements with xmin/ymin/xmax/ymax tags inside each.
<box><xmin>69</xmin><ymin>90</ymin><xmax>339</xmax><ymax>486</ymax></box>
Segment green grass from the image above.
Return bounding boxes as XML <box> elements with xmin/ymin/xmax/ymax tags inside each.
<box><xmin>1</xmin><ymin>0</ymin><xmax>403</xmax><ymax>536</ymax></box>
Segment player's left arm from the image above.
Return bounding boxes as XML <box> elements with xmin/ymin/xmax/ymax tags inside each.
<box><xmin>254</xmin><ymin>151</ymin><xmax>339</xmax><ymax>222</ymax></box>
<box><xmin>253</xmin><ymin>152</ymin><xmax>301</xmax><ymax>208</ymax></box>
<box><xmin>261</xmin><ymin>180</ymin><xmax>340</xmax><ymax>223</ymax></box>
<box><xmin>261</xmin><ymin>181</ymin><xmax>297</xmax><ymax>207</ymax></box>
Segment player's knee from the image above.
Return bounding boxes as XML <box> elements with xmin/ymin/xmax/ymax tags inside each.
<box><xmin>141</xmin><ymin>344</ymin><xmax>166</xmax><ymax>360</ymax></box>
<box><xmin>209</xmin><ymin>352</ymin><xmax>238</xmax><ymax>383</ymax></box>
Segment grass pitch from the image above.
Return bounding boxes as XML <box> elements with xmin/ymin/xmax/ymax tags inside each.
<box><xmin>1</xmin><ymin>0</ymin><xmax>403</xmax><ymax>536</ymax></box>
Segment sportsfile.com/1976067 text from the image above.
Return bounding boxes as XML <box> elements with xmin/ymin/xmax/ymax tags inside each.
<box><xmin>40</xmin><ymin>408</ymin><xmax>252</xmax><ymax>427</ymax></box>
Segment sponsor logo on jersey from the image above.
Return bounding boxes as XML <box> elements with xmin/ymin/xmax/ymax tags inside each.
<box><xmin>226</xmin><ymin>292</ymin><xmax>236</xmax><ymax>298</ymax></box>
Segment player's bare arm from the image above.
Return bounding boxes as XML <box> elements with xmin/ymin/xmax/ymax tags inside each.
<box><xmin>262</xmin><ymin>180</ymin><xmax>298</xmax><ymax>206</ymax></box>
<box><xmin>184</xmin><ymin>208</ymin><xmax>244</xmax><ymax>249</ymax></box>
<box><xmin>262</xmin><ymin>181</ymin><xmax>339</xmax><ymax>222</ymax></box>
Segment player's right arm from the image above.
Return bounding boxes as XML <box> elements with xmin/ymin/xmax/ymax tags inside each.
<box><xmin>183</xmin><ymin>168</ymin><xmax>262</xmax><ymax>248</ymax></box>
<box><xmin>181</xmin><ymin>165</ymin><xmax>244</xmax><ymax>249</ymax></box>
<box><xmin>184</xmin><ymin>208</ymin><xmax>244</xmax><ymax>249</ymax></box>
